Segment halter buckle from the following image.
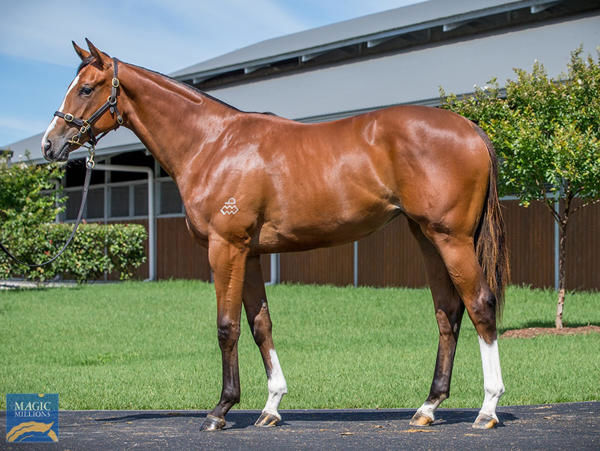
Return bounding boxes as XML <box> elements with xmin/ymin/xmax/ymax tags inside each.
<box><xmin>107</xmin><ymin>95</ymin><xmax>117</xmax><ymax>106</ymax></box>
<box><xmin>64</xmin><ymin>113</ymin><xmax>74</xmax><ymax>123</ymax></box>
<box><xmin>69</xmin><ymin>135</ymin><xmax>81</xmax><ymax>145</ymax></box>
<box><xmin>112</xmin><ymin>78</ymin><xmax>120</xmax><ymax>88</ymax></box>
<box><xmin>80</xmin><ymin>121</ymin><xmax>90</xmax><ymax>135</ymax></box>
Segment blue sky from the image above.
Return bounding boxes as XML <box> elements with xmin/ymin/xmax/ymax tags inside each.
<box><xmin>0</xmin><ymin>0</ymin><xmax>425</xmax><ymax>147</ymax></box>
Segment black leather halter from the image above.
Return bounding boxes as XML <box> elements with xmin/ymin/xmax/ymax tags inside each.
<box><xmin>54</xmin><ymin>57</ymin><xmax>124</xmax><ymax>148</ymax></box>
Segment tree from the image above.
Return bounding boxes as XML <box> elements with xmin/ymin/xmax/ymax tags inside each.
<box><xmin>440</xmin><ymin>48</ymin><xmax>600</xmax><ymax>329</ymax></box>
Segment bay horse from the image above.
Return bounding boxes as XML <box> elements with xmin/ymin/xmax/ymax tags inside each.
<box><xmin>42</xmin><ymin>40</ymin><xmax>509</xmax><ymax>430</ymax></box>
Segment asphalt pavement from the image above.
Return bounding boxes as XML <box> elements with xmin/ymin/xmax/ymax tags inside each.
<box><xmin>2</xmin><ymin>402</ymin><xmax>599</xmax><ymax>450</ymax></box>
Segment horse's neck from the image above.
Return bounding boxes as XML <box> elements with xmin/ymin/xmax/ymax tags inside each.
<box><xmin>119</xmin><ymin>63</ymin><xmax>237</xmax><ymax>182</ymax></box>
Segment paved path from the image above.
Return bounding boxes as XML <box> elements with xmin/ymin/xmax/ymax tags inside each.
<box><xmin>3</xmin><ymin>402</ymin><xmax>599</xmax><ymax>450</ymax></box>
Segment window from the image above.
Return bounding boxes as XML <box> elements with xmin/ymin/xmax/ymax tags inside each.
<box><xmin>134</xmin><ymin>184</ymin><xmax>148</xmax><ymax>216</ymax></box>
<box><xmin>86</xmin><ymin>188</ymin><xmax>105</xmax><ymax>219</ymax></box>
<box><xmin>160</xmin><ymin>181</ymin><xmax>183</xmax><ymax>214</ymax></box>
<box><xmin>110</xmin><ymin>186</ymin><xmax>129</xmax><ymax>217</ymax></box>
<box><xmin>65</xmin><ymin>190</ymin><xmax>82</xmax><ymax>220</ymax></box>
<box><xmin>59</xmin><ymin>151</ymin><xmax>188</xmax><ymax>221</ymax></box>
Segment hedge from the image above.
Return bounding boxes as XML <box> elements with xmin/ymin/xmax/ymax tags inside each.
<box><xmin>0</xmin><ymin>223</ymin><xmax>147</xmax><ymax>282</ymax></box>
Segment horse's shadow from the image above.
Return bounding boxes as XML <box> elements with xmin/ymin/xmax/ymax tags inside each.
<box><xmin>95</xmin><ymin>409</ymin><xmax>517</xmax><ymax>430</ymax></box>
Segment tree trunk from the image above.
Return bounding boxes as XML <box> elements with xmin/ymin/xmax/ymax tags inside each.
<box><xmin>555</xmin><ymin>220</ymin><xmax>568</xmax><ymax>329</ymax></box>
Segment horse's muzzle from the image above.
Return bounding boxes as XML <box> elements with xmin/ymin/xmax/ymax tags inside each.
<box><xmin>42</xmin><ymin>139</ymin><xmax>70</xmax><ymax>162</ymax></box>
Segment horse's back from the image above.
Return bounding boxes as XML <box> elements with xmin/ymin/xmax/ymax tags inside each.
<box><xmin>249</xmin><ymin>105</ymin><xmax>490</xmax><ymax>252</ymax></box>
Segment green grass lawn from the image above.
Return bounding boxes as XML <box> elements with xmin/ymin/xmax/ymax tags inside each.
<box><xmin>1</xmin><ymin>281</ymin><xmax>599</xmax><ymax>411</ymax></box>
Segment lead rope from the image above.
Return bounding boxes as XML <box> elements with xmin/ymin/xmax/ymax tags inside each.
<box><xmin>0</xmin><ymin>149</ymin><xmax>96</xmax><ymax>268</ymax></box>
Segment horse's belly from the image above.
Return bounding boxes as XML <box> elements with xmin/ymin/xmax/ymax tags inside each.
<box><xmin>256</xmin><ymin>204</ymin><xmax>401</xmax><ymax>253</ymax></box>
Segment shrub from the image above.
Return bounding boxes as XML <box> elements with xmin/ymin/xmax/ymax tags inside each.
<box><xmin>0</xmin><ymin>153</ymin><xmax>63</xmax><ymax>222</ymax></box>
<box><xmin>1</xmin><ymin>154</ymin><xmax>147</xmax><ymax>282</ymax></box>
<box><xmin>0</xmin><ymin>222</ymin><xmax>147</xmax><ymax>282</ymax></box>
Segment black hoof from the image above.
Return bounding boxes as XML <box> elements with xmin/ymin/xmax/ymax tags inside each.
<box><xmin>473</xmin><ymin>413</ymin><xmax>498</xmax><ymax>429</ymax></box>
<box><xmin>200</xmin><ymin>414</ymin><xmax>226</xmax><ymax>431</ymax></box>
<box><xmin>255</xmin><ymin>411</ymin><xmax>281</xmax><ymax>427</ymax></box>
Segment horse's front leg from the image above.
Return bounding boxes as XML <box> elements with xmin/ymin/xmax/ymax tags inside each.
<box><xmin>200</xmin><ymin>236</ymin><xmax>248</xmax><ymax>432</ymax></box>
<box><xmin>242</xmin><ymin>255</ymin><xmax>287</xmax><ymax>427</ymax></box>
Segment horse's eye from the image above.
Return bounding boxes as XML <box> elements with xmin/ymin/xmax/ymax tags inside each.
<box><xmin>79</xmin><ymin>86</ymin><xmax>93</xmax><ymax>96</ymax></box>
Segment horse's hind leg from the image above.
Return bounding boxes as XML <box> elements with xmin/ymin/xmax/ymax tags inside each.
<box><xmin>408</xmin><ymin>220</ymin><xmax>465</xmax><ymax>426</ymax></box>
<box><xmin>242</xmin><ymin>255</ymin><xmax>287</xmax><ymax>427</ymax></box>
<box><xmin>427</xmin><ymin>230</ymin><xmax>505</xmax><ymax>429</ymax></box>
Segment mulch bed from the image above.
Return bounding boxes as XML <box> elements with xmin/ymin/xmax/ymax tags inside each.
<box><xmin>501</xmin><ymin>325</ymin><xmax>600</xmax><ymax>339</ymax></box>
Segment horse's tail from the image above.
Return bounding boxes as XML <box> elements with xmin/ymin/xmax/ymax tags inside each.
<box><xmin>473</xmin><ymin>124</ymin><xmax>510</xmax><ymax>318</ymax></box>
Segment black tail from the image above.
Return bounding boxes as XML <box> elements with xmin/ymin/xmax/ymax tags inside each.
<box><xmin>473</xmin><ymin>125</ymin><xmax>510</xmax><ymax>318</ymax></box>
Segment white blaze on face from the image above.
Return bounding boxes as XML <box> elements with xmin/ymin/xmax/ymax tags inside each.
<box><xmin>478</xmin><ymin>336</ymin><xmax>505</xmax><ymax>419</ymax></box>
<box><xmin>262</xmin><ymin>349</ymin><xmax>287</xmax><ymax>418</ymax></box>
<box><xmin>41</xmin><ymin>75</ymin><xmax>80</xmax><ymax>149</ymax></box>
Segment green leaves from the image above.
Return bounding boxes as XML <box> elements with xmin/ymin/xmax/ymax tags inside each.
<box><xmin>441</xmin><ymin>47</ymin><xmax>600</xmax><ymax>207</ymax></box>
<box><xmin>0</xmin><ymin>223</ymin><xmax>147</xmax><ymax>282</ymax></box>
<box><xmin>0</xmin><ymin>155</ymin><xmax>147</xmax><ymax>282</ymax></box>
<box><xmin>0</xmin><ymin>152</ymin><xmax>64</xmax><ymax>228</ymax></box>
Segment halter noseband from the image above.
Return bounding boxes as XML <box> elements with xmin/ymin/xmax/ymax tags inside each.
<box><xmin>54</xmin><ymin>57</ymin><xmax>124</xmax><ymax>151</ymax></box>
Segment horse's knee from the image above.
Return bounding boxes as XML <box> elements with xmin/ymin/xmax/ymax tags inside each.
<box><xmin>217</xmin><ymin>317</ymin><xmax>240</xmax><ymax>349</ymax></box>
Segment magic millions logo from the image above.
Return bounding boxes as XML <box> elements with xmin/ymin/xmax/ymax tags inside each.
<box><xmin>6</xmin><ymin>394</ymin><xmax>59</xmax><ymax>443</ymax></box>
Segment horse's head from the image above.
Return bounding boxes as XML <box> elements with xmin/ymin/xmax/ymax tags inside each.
<box><xmin>42</xmin><ymin>39</ymin><xmax>123</xmax><ymax>162</ymax></box>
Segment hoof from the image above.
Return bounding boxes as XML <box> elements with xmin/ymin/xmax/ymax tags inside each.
<box><xmin>473</xmin><ymin>413</ymin><xmax>498</xmax><ymax>429</ymax></box>
<box><xmin>200</xmin><ymin>414</ymin><xmax>226</xmax><ymax>431</ymax></box>
<box><xmin>409</xmin><ymin>411</ymin><xmax>434</xmax><ymax>427</ymax></box>
<box><xmin>255</xmin><ymin>411</ymin><xmax>281</xmax><ymax>427</ymax></box>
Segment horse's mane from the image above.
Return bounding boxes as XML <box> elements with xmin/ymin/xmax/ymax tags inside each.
<box><xmin>77</xmin><ymin>56</ymin><xmax>94</xmax><ymax>74</ymax></box>
<box><xmin>76</xmin><ymin>55</ymin><xmax>276</xmax><ymax>116</ymax></box>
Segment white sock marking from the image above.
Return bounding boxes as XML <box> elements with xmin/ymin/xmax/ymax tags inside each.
<box><xmin>416</xmin><ymin>399</ymin><xmax>442</xmax><ymax>421</ymax></box>
<box><xmin>263</xmin><ymin>349</ymin><xmax>287</xmax><ymax>418</ymax></box>
<box><xmin>42</xmin><ymin>75</ymin><xmax>80</xmax><ymax>150</ymax></box>
<box><xmin>478</xmin><ymin>336</ymin><xmax>505</xmax><ymax>419</ymax></box>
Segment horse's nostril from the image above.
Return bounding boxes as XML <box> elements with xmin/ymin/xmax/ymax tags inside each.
<box><xmin>44</xmin><ymin>140</ymin><xmax>52</xmax><ymax>152</ymax></box>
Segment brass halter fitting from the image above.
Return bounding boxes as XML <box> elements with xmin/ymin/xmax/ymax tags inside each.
<box><xmin>86</xmin><ymin>147</ymin><xmax>96</xmax><ymax>169</ymax></box>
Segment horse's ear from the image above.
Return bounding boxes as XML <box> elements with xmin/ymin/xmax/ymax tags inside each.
<box><xmin>85</xmin><ymin>38</ymin><xmax>107</xmax><ymax>69</ymax></box>
<box><xmin>72</xmin><ymin>41</ymin><xmax>90</xmax><ymax>61</ymax></box>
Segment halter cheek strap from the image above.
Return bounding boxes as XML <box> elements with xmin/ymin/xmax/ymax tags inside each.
<box><xmin>54</xmin><ymin>57</ymin><xmax>124</xmax><ymax>149</ymax></box>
